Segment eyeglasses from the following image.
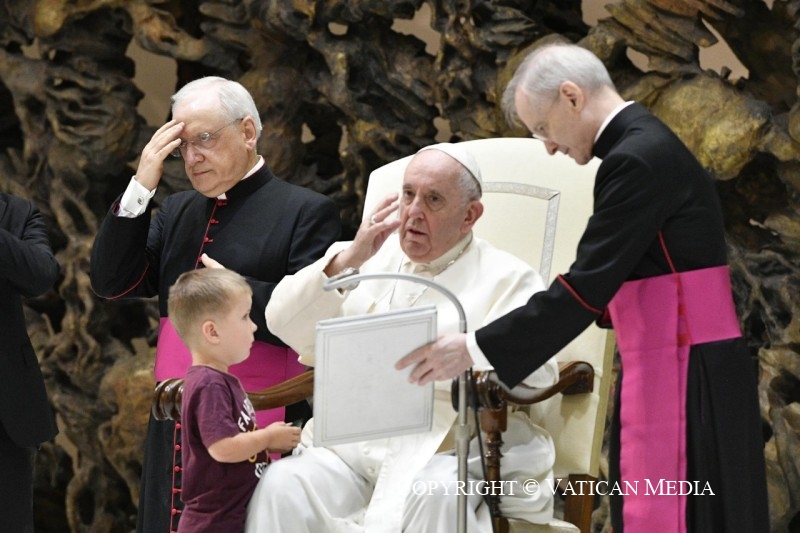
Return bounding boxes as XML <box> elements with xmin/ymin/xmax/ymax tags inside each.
<box><xmin>170</xmin><ymin>118</ymin><xmax>243</xmax><ymax>158</ymax></box>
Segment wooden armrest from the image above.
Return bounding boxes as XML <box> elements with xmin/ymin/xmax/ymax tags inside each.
<box><xmin>248</xmin><ymin>370</ymin><xmax>314</xmax><ymax>411</ymax></box>
<box><xmin>455</xmin><ymin>360</ymin><xmax>594</xmax><ymax>411</ymax></box>
<box><xmin>151</xmin><ymin>370</ymin><xmax>315</xmax><ymax>422</ymax></box>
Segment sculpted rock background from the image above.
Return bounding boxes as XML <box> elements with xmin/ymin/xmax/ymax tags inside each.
<box><xmin>0</xmin><ymin>0</ymin><xmax>797</xmax><ymax>531</ymax></box>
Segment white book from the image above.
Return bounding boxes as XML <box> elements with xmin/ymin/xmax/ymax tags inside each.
<box><xmin>313</xmin><ymin>305</ymin><xmax>437</xmax><ymax>447</ymax></box>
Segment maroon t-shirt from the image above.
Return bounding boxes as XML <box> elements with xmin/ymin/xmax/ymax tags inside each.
<box><xmin>178</xmin><ymin>366</ymin><xmax>268</xmax><ymax>532</ymax></box>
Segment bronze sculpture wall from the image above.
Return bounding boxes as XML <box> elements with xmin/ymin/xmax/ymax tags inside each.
<box><xmin>0</xmin><ymin>0</ymin><xmax>797</xmax><ymax>531</ymax></box>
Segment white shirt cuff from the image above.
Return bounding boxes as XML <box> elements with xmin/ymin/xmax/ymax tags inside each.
<box><xmin>117</xmin><ymin>176</ymin><xmax>157</xmax><ymax>217</ymax></box>
<box><xmin>465</xmin><ymin>331</ymin><xmax>489</xmax><ymax>370</ymax></box>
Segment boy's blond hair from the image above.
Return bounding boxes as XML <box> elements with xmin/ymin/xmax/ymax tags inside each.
<box><xmin>168</xmin><ymin>268</ymin><xmax>252</xmax><ymax>348</ymax></box>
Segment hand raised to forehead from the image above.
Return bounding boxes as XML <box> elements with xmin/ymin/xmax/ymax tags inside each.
<box><xmin>134</xmin><ymin>119</ymin><xmax>185</xmax><ymax>191</ymax></box>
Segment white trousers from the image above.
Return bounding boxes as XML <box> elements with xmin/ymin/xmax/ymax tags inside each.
<box><xmin>245</xmin><ymin>412</ymin><xmax>554</xmax><ymax>533</ymax></box>
<box><xmin>245</xmin><ymin>446</ymin><xmax>493</xmax><ymax>532</ymax></box>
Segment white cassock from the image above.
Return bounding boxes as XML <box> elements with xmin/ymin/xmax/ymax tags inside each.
<box><xmin>246</xmin><ymin>233</ymin><xmax>559</xmax><ymax>532</ymax></box>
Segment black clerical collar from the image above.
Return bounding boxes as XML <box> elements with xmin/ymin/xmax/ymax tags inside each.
<box><xmin>221</xmin><ymin>164</ymin><xmax>275</xmax><ymax>201</ymax></box>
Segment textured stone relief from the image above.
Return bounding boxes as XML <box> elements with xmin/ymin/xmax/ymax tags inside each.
<box><xmin>0</xmin><ymin>0</ymin><xmax>797</xmax><ymax>530</ymax></box>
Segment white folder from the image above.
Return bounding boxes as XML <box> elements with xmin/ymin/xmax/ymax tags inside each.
<box><xmin>313</xmin><ymin>305</ymin><xmax>437</xmax><ymax>447</ymax></box>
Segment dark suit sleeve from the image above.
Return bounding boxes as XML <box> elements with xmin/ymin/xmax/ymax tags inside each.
<box><xmin>90</xmin><ymin>197</ymin><xmax>160</xmax><ymax>299</ymax></box>
<box><xmin>0</xmin><ymin>196</ymin><xmax>59</xmax><ymax>446</ymax></box>
<box><xmin>0</xmin><ymin>200</ymin><xmax>59</xmax><ymax>297</ymax></box>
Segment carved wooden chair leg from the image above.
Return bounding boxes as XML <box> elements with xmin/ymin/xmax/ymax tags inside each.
<box><xmin>563</xmin><ymin>473</ymin><xmax>596</xmax><ymax>533</ymax></box>
<box><xmin>481</xmin><ymin>406</ymin><xmax>509</xmax><ymax>533</ymax></box>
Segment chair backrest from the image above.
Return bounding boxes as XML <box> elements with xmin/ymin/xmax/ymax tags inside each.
<box><xmin>364</xmin><ymin>137</ymin><xmax>614</xmax><ymax>480</ymax></box>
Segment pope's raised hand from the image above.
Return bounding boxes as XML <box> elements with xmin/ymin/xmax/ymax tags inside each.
<box><xmin>324</xmin><ymin>193</ymin><xmax>400</xmax><ymax>276</ymax></box>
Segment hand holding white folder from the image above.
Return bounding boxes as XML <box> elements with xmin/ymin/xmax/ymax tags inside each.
<box><xmin>313</xmin><ymin>305</ymin><xmax>437</xmax><ymax>447</ymax></box>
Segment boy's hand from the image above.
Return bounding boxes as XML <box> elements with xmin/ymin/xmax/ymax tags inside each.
<box><xmin>200</xmin><ymin>253</ymin><xmax>225</xmax><ymax>269</ymax></box>
<box><xmin>265</xmin><ymin>422</ymin><xmax>302</xmax><ymax>454</ymax></box>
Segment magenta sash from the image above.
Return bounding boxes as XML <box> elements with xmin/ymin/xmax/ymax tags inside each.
<box><xmin>155</xmin><ymin>317</ymin><xmax>306</xmax><ymax>429</ymax></box>
<box><xmin>606</xmin><ymin>266</ymin><xmax>741</xmax><ymax>532</ymax></box>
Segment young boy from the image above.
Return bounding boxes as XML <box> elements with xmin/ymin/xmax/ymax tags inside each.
<box><xmin>168</xmin><ymin>268</ymin><xmax>301</xmax><ymax>532</ymax></box>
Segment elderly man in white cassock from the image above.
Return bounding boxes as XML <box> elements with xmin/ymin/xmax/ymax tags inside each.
<box><xmin>245</xmin><ymin>143</ymin><xmax>559</xmax><ymax>532</ymax></box>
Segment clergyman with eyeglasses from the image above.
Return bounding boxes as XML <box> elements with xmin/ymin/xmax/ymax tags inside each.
<box><xmin>89</xmin><ymin>76</ymin><xmax>341</xmax><ymax>533</ymax></box>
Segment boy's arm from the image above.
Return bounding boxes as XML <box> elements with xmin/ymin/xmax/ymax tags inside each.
<box><xmin>207</xmin><ymin>422</ymin><xmax>301</xmax><ymax>463</ymax></box>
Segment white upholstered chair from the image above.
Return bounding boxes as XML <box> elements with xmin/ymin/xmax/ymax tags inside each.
<box><xmin>362</xmin><ymin>138</ymin><xmax>615</xmax><ymax>533</ymax></box>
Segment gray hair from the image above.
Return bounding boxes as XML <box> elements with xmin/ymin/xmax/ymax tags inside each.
<box><xmin>171</xmin><ymin>76</ymin><xmax>263</xmax><ymax>138</ymax></box>
<box><xmin>455</xmin><ymin>164</ymin><xmax>481</xmax><ymax>202</ymax></box>
<box><xmin>502</xmin><ymin>43</ymin><xmax>616</xmax><ymax>127</ymax></box>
